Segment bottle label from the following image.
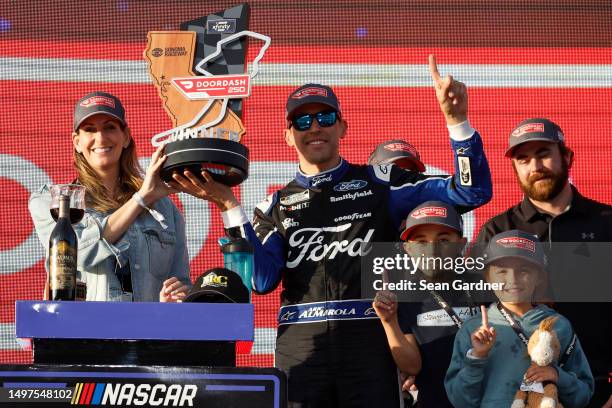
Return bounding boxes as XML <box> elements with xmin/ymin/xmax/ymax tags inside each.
<box><xmin>50</xmin><ymin>241</ymin><xmax>77</xmax><ymax>290</ymax></box>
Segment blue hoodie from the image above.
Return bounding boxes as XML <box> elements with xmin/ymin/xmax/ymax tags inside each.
<box><xmin>445</xmin><ymin>304</ymin><xmax>594</xmax><ymax>408</ymax></box>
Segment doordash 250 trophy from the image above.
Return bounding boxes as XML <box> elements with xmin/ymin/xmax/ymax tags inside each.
<box><xmin>144</xmin><ymin>4</ymin><xmax>270</xmax><ymax>186</ymax></box>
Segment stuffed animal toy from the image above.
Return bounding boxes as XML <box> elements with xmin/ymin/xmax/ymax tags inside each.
<box><xmin>511</xmin><ymin>316</ymin><xmax>563</xmax><ymax>408</ymax></box>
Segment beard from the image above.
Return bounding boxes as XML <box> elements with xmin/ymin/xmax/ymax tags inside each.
<box><xmin>516</xmin><ymin>160</ymin><xmax>569</xmax><ymax>201</ymax></box>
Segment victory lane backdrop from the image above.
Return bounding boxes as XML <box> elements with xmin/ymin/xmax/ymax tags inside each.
<box><xmin>0</xmin><ymin>0</ymin><xmax>611</xmax><ymax>367</ymax></box>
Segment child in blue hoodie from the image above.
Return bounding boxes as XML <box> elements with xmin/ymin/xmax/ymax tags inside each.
<box><xmin>445</xmin><ymin>230</ymin><xmax>594</xmax><ymax>408</ymax></box>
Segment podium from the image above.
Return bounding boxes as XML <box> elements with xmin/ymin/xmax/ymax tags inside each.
<box><xmin>15</xmin><ymin>301</ymin><xmax>254</xmax><ymax>367</ymax></box>
<box><xmin>0</xmin><ymin>301</ymin><xmax>287</xmax><ymax>407</ymax></box>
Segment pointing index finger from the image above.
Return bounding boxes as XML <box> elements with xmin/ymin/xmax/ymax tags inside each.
<box><xmin>481</xmin><ymin>305</ymin><xmax>489</xmax><ymax>328</ymax></box>
<box><xmin>428</xmin><ymin>54</ymin><xmax>441</xmax><ymax>84</ymax></box>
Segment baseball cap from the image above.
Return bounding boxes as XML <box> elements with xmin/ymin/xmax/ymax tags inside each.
<box><xmin>483</xmin><ymin>230</ymin><xmax>546</xmax><ymax>268</ymax></box>
<box><xmin>368</xmin><ymin>140</ymin><xmax>426</xmax><ymax>172</ymax></box>
<box><xmin>73</xmin><ymin>91</ymin><xmax>127</xmax><ymax>131</ymax></box>
<box><xmin>505</xmin><ymin>118</ymin><xmax>564</xmax><ymax>157</ymax></box>
<box><xmin>285</xmin><ymin>83</ymin><xmax>341</xmax><ymax>120</ymax></box>
<box><xmin>183</xmin><ymin>268</ymin><xmax>249</xmax><ymax>303</ymax></box>
<box><xmin>400</xmin><ymin>201</ymin><xmax>463</xmax><ymax>241</ymax></box>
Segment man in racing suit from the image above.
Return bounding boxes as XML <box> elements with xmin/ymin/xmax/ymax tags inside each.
<box><xmin>171</xmin><ymin>55</ymin><xmax>493</xmax><ymax>407</ymax></box>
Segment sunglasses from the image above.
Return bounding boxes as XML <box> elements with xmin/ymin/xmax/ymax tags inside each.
<box><xmin>289</xmin><ymin>110</ymin><xmax>339</xmax><ymax>131</ymax></box>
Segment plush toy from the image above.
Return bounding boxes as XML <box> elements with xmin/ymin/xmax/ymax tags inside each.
<box><xmin>511</xmin><ymin>316</ymin><xmax>563</xmax><ymax>408</ymax></box>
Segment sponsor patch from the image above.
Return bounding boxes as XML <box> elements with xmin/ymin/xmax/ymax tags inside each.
<box><xmin>200</xmin><ymin>272</ymin><xmax>228</xmax><ymax>288</ymax></box>
<box><xmin>333</xmin><ymin>212</ymin><xmax>371</xmax><ymax>223</ymax></box>
<box><xmin>458</xmin><ymin>156</ymin><xmax>472</xmax><ymax>186</ymax></box>
<box><xmin>292</xmin><ymin>87</ymin><xmax>327</xmax><ymax>99</ymax></box>
<box><xmin>417</xmin><ymin>307</ymin><xmax>474</xmax><ymax>326</ymax></box>
<box><xmin>333</xmin><ymin>179</ymin><xmax>367</xmax><ymax>192</ymax></box>
<box><xmin>281</xmin><ymin>218</ymin><xmax>299</xmax><ymax>229</ymax></box>
<box><xmin>496</xmin><ymin>237</ymin><xmax>536</xmax><ymax>252</ymax></box>
<box><xmin>280</xmin><ymin>201</ymin><xmax>310</xmax><ymax>212</ymax></box>
<box><xmin>80</xmin><ymin>96</ymin><xmax>115</xmax><ymax>108</ymax></box>
<box><xmin>456</xmin><ymin>146</ymin><xmax>470</xmax><ymax>155</ymax></box>
<box><xmin>280</xmin><ymin>190</ymin><xmax>310</xmax><ymax>206</ymax></box>
<box><xmin>411</xmin><ymin>206</ymin><xmax>447</xmax><ymax>219</ymax></box>
<box><xmin>512</xmin><ymin>123</ymin><xmax>545</xmax><ymax>138</ymax></box>
<box><xmin>329</xmin><ymin>190</ymin><xmax>373</xmax><ymax>203</ymax></box>
<box><xmin>383</xmin><ymin>143</ymin><xmax>418</xmax><ymax>156</ymax></box>
<box><xmin>311</xmin><ymin>173</ymin><xmax>332</xmax><ymax>186</ymax></box>
<box><xmin>206</xmin><ymin>19</ymin><xmax>237</xmax><ymax>34</ymax></box>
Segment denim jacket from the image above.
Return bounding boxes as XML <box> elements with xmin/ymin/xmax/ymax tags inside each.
<box><xmin>29</xmin><ymin>185</ymin><xmax>191</xmax><ymax>301</ymax></box>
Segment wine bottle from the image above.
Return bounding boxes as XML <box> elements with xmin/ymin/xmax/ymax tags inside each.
<box><xmin>48</xmin><ymin>194</ymin><xmax>77</xmax><ymax>300</ymax></box>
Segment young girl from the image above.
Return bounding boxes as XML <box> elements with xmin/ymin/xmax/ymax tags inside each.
<box><xmin>445</xmin><ymin>230</ymin><xmax>593</xmax><ymax>407</ymax></box>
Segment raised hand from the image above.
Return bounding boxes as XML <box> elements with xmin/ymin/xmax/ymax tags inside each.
<box><xmin>139</xmin><ymin>144</ymin><xmax>178</xmax><ymax>205</ymax></box>
<box><xmin>373</xmin><ymin>290</ymin><xmax>398</xmax><ymax>323</ymax></box>
<box><xmin>168</xmin><ymin>169</ymin><xmax>239</xmax><ymax>212</ymax></box>
<box><xmin>429</xmin><ymin>54</ymin><xmax>468</xmax><ymax>125</ymax></box>
<box><xmin>470</xmin><ymin>305</ymin><xmax>496</xmax><ymax>358</ymax></box>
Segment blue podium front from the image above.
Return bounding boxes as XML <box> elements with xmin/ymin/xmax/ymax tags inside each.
<box><xmin>0</xmin><ymin>301</ymin><xmax>287</xmax><ymax>407</ymax></box>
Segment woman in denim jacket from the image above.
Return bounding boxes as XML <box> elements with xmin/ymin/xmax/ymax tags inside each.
<box><xmin>29</xmin><ymin>91</ymin><xmax>190</xmax><ymax>302</ymax></box>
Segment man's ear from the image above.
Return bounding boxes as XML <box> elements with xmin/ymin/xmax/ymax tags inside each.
<box><xmin>285</xmin><ymin>128</ymin><xmax>295</xmax><ymax>148</ymax></box>
<box><xmin>564</xmin><ymin>146</ymin><xmax>574</xmax><ymax>169</ymax></box>
<box><xmin>338</xmin><ymin>118</ymin><xmax>348</xmax><ymax>139</ymax></box>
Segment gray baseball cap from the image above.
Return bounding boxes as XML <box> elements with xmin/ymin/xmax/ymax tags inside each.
<box><xmin>73</xmin><ymin>91</ymin><xmax>126</xmax><ymax>131</ymax></box>
<box><xmin>400</xmin><ymin>201</ymin><xmax>463</xmax><ymax>241</ymax></box>
<box><xmin>368</xmin><ymin>140</ymin><xmax>426</xmax><ymax>172</ymax></box>
<box><xmin>505</xmin><ymin>118</ymin><xmax>564</xmax><ymax>158</ymax></box>
<box><xmin>484</xmin><ymin>230</ymin><xmax>546</xmax><ymax>268</ymax></box>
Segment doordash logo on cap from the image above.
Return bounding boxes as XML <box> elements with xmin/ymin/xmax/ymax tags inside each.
<box><xmin>411</xmin><ymin>206</ymin><xmax>447</xmax><ymax>219</ymax></box>
<box><xmin>292</xmin><ymin>87</ymin><xmax>328</xmax><ymax>99</ymax></box>
<box><xmin>495</xmin><ymin>237</ymin><xmax>536</xmax><ymax>252</ymax></box>
<box><xmin>80</xmin><ymin>96</ymin><xmax>116</xmax><ymax>109</ymax></box>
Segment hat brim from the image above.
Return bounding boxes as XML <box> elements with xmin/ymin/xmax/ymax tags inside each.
<box><xmin>74</xmin><ymin>111</ymin><xmax>126</xmax><ymax>131</ymax></box>
<box><xmin>505</xmin><ymin>138</ymin><xmax>560</xmax><ymax>158</ymax></box>
<box><xmin>387</xmin><ymin>155</ymin><xmax>426</xmax><ymax>173</ymax></box>
<box><xmin>286</xmin><ymin>99</ymin><xmax>340</xmax><ymax>119</ymax></box>
<box><xmin>483</xmin><ymin>253</ymin><xmax>545</xmax><ymax>269</ymax></box>
<box><xmin>183</xmin><ymin>289</ymin><xmax>236</xmax><ymax>303</ymax></box>
<box><xmin>400</xmin><ymin>221</ymin><xmax>462</xmax><ymax>241</ymax></box>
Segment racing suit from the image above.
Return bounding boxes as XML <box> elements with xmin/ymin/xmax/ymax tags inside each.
<box><xmin>222</xmin><ymin>122</ymin><xmax>492</xmax><ymax>407</ymax></box>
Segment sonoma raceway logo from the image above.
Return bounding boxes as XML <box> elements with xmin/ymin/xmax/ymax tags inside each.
<box><xmin>286</xmin><ymin>224</ymin><xmax>375</xmax><ymax>268</ymax></box>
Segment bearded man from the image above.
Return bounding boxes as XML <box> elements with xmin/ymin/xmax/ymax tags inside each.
<box><xmin>475</xmin><ymin>117</ymin><xmax>612</xmax><ymax>407</ymax></box>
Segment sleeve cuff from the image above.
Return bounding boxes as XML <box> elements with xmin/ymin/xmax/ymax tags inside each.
<box><xmin>448</xmin><ymin>120</ymin><xmax>475</xmax><ymax>141</ymax></box>
<box><xmin>466</xmin><ymin>348</ymin><xmax>487</xmax><ymax>360</ymax></box>
<box><xmin>222</xmin><ymin>206</ymin><xmax>249</xmax><ymax>229</ymax></box>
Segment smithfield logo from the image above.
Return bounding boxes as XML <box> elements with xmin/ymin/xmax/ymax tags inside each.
<box><xmin>496</xmin><ymin>237</ymin><xmax>536</xmax><ymax>252</ymax></box>
<box><xmin>70</xmin><ymin>382</ymin><xmax>197</xmax><ymax>406</ymax></box>
<box><xmin>333</xmin><ymin>179</ymin><xmax>367</xmax><ymax>192</ymax></box>
<box><xmin>151</xmin><ymin>48</ymin><xmax>163</xmax><ymax>57</ymax></box>
<box><xmin>207</xmin><ymin>19</ymin><xmax>237</xmax><ymax>34</ymax></box>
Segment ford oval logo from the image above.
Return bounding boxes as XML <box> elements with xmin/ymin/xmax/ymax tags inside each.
<box><xmin>333</xmin><ymin>180</ymin><xmax>368</xmax><ymax>192</ymax></box>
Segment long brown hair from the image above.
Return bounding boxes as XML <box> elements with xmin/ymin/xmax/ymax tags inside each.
<box><xmin>73</xmin><ymin>125</ymin><xmax>143</xmax><ymax>213</ymax></box>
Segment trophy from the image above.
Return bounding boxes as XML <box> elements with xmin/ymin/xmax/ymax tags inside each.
<box><xmin>144</xmin><ymin>3</ymin><xmax>270</xmax><ymax>186</ymax></box>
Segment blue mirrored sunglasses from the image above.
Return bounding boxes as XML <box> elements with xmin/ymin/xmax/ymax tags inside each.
<box><xmin>290</xmin><ymin>110</ymin><xmax>339</xmax><ymax>131</ymax></box>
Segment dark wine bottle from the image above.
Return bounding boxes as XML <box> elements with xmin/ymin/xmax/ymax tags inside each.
<box><xmin>48</xmin><ymin>194</ymin><xmax>77</xmax><ymax>300</ymax></box>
